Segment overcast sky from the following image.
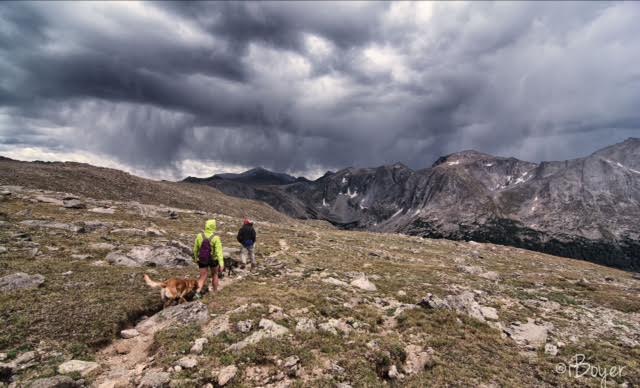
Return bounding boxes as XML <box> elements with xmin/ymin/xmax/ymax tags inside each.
<box><xmin>1</xmin><ymin>1</ymin><xmax>639</xmax><ymax>180</ymax></box>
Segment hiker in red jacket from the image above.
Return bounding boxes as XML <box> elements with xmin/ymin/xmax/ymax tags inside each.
<box><xmin>237</xmin><ymin>218</ymin><xmax>257</xmax><ymax>270</ymax></box>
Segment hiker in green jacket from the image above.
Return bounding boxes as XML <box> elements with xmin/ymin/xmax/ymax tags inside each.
<box><xmin>193</xmin><ymin>219</ymin><xmax>224</xmax><ymax>298</ymax></box>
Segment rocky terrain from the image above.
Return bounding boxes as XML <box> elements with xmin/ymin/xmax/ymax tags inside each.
<box><xmin>186</xmin><ymin>138</ymin><xmax>640</xmax><ymax>270</ymax></box>
<box><xmin>1</xmin><ymin>161</ymin><xmax>639</xmax><ymax>387</ymax></box>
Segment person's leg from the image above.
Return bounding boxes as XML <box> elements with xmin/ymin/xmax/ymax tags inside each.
<box><xmin>211</xmin><ymin>267</ymin><xmax>220</xmax><ymax>292</ymax></box>
<box><xmin>240</xmin><ymin>246</ymin><xmax>247</xmax><ymax>265</ymax></box>
<box><xmin>197</xmin><ymin>267</ymin><xmax>208</xmax><ymax>294</ymax></box>
<box><xmin>249</xmin><ymin>245</ymin><xmax>256</xmax><ymax>269</ymax></box>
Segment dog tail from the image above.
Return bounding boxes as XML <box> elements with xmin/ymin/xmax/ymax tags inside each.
<box><xmin>144</xmin><ymin>274</ymin><xmax>166</xmax><ymax>288</ymax></box>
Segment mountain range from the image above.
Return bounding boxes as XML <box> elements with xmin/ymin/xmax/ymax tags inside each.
<box><xmin>185</xmin><ymin>138</ymin><xmax>640</xmax><ymax>270</ymax></box>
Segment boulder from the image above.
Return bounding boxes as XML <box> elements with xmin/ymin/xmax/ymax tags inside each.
<box><xmin>136</xmin><ymin>302</ymin><xmax>209</xmax><ymax>335</ymax></box>
<box><xmin>120</xmin><ymin>329</ymin><xmax>139</xmax><ymax>339</ymax></box>
<box><xmin>350</xmin><ymin>276</ymin><xmax>377</xmax><ymax>291</ymax></box>
<box><xmin>34</xmin><ymin>196</ymin><xmax>64</xmax><ymax>206</ymax></box>
<box><xmin>106</xmin><ymin>246</ymin><xmax>192</xmax><ymax>268</ymax></box>
<box><xmin>176</xmin><ymin>356</ymin><xmax>197</xmax><ymax>369</ymax></box>
<box><xmin>63</xmin><ymin>199</ymin><xmax>86</xmax><ymax>209</ymax></box>
<box><xmin>105</xmin><ymin>252</ymin><xmax>138</xmax><ymax>267</ymax></box>
<box><xmin>29</xmin><ymin>375</ymin><xmax>79</xmax><ymax>388</ymax></box>
<box><xmin>226</xmin><ymin>319</ymin><xmax>289</xmax><ymax>351</ymax></box>
<box><xmin>544</xmin><ymin>343</ymin><xmax>558</xmax><ymax>356</ymax></box>
<box><xmin>0</xmin><ymin>246</ymin><xmax>7</xmax><ymax>255</ymax></box>
<box><xmin>57</xmin><ymin>360</ymin><xmax>99</xmax><ymax>376</ymax></box>
<box><xmin>0</xmin><ymin>272</ymin><xmax>45</xmax><ymax>292</ymax></box>
<box><xmin>237</xmin><ymin>320</ymin><xmax>253</xmax><ymax>333</ymax></box>
<box><xmin>139</xmin><ymin>371</ymin><xmax>170</xmax><ymax>388</ymax></box>
<box><xmin>295</xmin><ymin>318</ymin><xmax>317</xmax><ymax>333</ymax></box>
<box><xmin>217</xmin><ymin>365</ymin><xmax>238</xmax><ymax>386</ymax></box>
<box><xmin>190</xmin><ymin>338</ymin><xmax>208</xmax><ymax>354</ymax></box>
<box><xmin>318</xmin><ymin>319</ymin><xmax>352</xmax><ymax>335</ymax></box>
<box><xmin>444</xmin><ymin>292</ymin><xmax>485</xmax><ymax>322</ymax></box>
<box><xmin>88</xmin><ymin>243</ymin><xmax>116</xmax><ymax>251</ymax></box>
<box><xmin>322</xmin><ymin>277</ymin><xmax>349</xmax><ymax>287</ymax></box>
<box><xmin>88</xmin><ymin>207</ymin><xmax>116</xmax><ymax>214</ymax></box>
<box><xmin>418</xmin><ymin>293</ymin><xmax>447</xmax><ymax>309</ymax></box>
<box><xmin>506</xmin><ymin>318</ymin><xmax>553</xmax><ymax>349</ymax></box>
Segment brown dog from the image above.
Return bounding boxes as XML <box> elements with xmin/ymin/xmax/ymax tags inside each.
<box><xmin>144</xmin><ymin>274</ymin><xmax>199</xmax><ymax>307</ymax></box>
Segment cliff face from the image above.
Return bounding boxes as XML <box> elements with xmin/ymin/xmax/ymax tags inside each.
<box><xmin>188</xmin><ymin>138</ymin><xmax>640</xmax><ymax>269</ymax></box>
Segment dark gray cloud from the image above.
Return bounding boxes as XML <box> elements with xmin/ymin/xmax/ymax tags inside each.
<box><xmin>0</xmin><ymin>1</ymin><xmax>639</xmax><ymax>179</ymax></box>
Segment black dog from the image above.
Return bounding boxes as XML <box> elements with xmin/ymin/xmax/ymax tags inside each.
<box><xmin>220</xmin><ymin>257</ymin><xmax>245</xmax><ymax>279</ymax></box>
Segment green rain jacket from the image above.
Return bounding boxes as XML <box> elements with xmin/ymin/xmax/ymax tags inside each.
<box><xmin>193</xmin><ymin>219</ymin><xmax>224</xmax><ymax>267</ymax></box>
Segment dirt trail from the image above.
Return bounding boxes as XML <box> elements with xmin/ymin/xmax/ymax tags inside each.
<box><xmin>93</xmin><ymin>274</ymin><xmax>243</xmax><ymax>388</ymax></box>
<box><xmin>267</xmin><ymin>239</ymin><xmax>289</xmax><ymax>258</ymax></box>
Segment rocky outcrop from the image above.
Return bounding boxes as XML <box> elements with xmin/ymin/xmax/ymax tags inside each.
<box><xmin>105</xmin><ymin>245</ymin><xmax>192</xmax><ymax>268</ymax></box>
<box><xmin>226</xmin><ymin>319</ymin><xmax>289</xmax><ymax>352</ymax></box>
<box><xmin>0</xmin><ymin>272</ymin><xmax>45</xmax><ymax>292</ymax></box>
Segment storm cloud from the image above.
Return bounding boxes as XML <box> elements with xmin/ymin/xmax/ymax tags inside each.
<box><xmin>1</xmin><ymin>1</ymin><xmax>639</xmax><ymax>179</ymax></box>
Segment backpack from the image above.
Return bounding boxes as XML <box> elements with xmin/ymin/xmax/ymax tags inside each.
<box><xmin>198</xmin><ymin>232</ymin><xmax>215</xmax><ymax>265</ymax></box>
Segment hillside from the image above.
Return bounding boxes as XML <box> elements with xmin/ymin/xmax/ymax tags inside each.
<box><xmin>0</xmin><ymin>161</ymin><xmax>639</xmax><ymax>387</ymax></box>
<box><xmin>187</xmin><ymin>138</ymin><xmax>640</xmax><ymax>270</ymax></box>
<box><xmin>0</xmin><ymin>158</ymin><xmax>291</xmax><ymax>225</ymax></box>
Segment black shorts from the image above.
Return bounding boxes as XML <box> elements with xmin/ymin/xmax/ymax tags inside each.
<box><xmin>198</xmin><ymin>260</ymin><xmax>219</xmax><ymax>269</ymax></box>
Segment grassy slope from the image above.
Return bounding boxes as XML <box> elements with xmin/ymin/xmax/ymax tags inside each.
<box><xmin>0</xmin><ymin>160</ymin><xmax>639</xmax><ymax>386</ymax></box>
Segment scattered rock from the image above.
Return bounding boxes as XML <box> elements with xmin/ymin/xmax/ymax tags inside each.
<box><xmin>190</xmin><ymin>338</ymin><xmax>208</xmax><ymax>354</ymax></box>
<box><xmin>63</xmin><ymin>199</ymin><xmax>86</xmax><ymax>209</ymax></box>
<box><xmin>237</xmin><ymin>320</ymin><xmax>253</xmax><ymax>333</ymax></box>
<box><xmin>322</xmin><ymin>277</ymin><xmax>349</xmax><ymax>287</ymax></box>
<box><xmin>20</xmin><ymin>220</ymin><xmax>84</xmax><ymax>233</ymax></box>
<box><xmin>544</xmin><ymin>343</ymin><xmax>558</xmax><ymax>356</ymax></box>
<box><xmin>139</xmin><ymin>371</ymin><xmax>170</xmax><ymax>388</ymax></box>
<box><xmin>319</xmin><ymin>319</ymin><xmax>352</xmax><ymax>335</ymax></box>
<box><xmin>480</xmin><ymin>306</ymin><xmax>499</xmax><ymax>321</ymax></box>
<box><xmin>34</xmin><ymin>196</ymin><xmax>64</xmax><ymax>206</ymax></box>
<box><xmin>57</xmin><ymin>360</ymin><xmax>99</xmax><ymax>376</ymax></box>
<box><xmin>62</xmin><ymin>271</ymin><xmax>73</xmax><ymax>276</ymax></box>
<box><xmin>70</xmin><ymin>254</ymin><xmax>91</xmax><ymax>260</ymax></box>
<box><xmin>120</xmin><ymin>329</ymin><xmax>139</xmax><ymax>339</ymax></box>
<box><xmin>295</xmin><ymin>318</ymin><xmax>317</xmax><ymax>333</ymax></box>
<box><xmin>0</xmin><ymin>272</ymin><xmax>45</xmax><ymax>292</ymax></box>
<box><xmin>217</xmin><ymin>365</ymin><xmax>238</xmax><ymax>386</ymax></box>
<box><xmin>176</xmin><ymin>357</ymin><xmax>197</xmax><ymax>369</ymax></box>
<box><xmin>29</xmin><ymin>375</ymin><xmax>79</xmax><ymax>388</ymax></box>
<box><xmin>387</xmin><ymin>364</ymin><xmax>403</xmax><ymax>379</ymax></box>
<box><xmin>14</xmin><ymin>351</ymin><xmax>37</xmax><ymax>365</ymax></box>
<box><xmin>506</xmin><ymin>318</ymin><xmax>553</xmax><ymax>349</ymax></box>
<box><xmin>397</xmin><ymin>290</ymin><xmax>407</xmax><ymax>297</ymax></box>
<box><xmin>106</xmin><ymin>246</ymin><xmax>192</xmax><ymax>268</ymax></box>
<box><xmin>88</xmin><ymin>243</ymin><xmax>116</xmax><ymax>251</ymax></box>
<box><xmin>110</xmin><ymin>228</ymin><xmax>147</xmax><ymax>237</ymax></box>
<box><xmin>136</xmin><ymin>302</ymin><xmax>209</xmax><ymax>335</ymax></box>
<box><xmin>0</xmin><ymin>246</ymin><xmax>6</xmax><ymax>255</ymax></box>
<box><xmin>105</xmin><ymin>252</ymin><xmax>138</xmax><ymax>267</ymax></box>
<box><xmin>350</xmin><ymin>276</ymin><xmax>377</xmax><ymax>291</ymax></box>
<box><xmin>444</xmin><ymin>292</ymin><xmax>486</xmax><ymax>322</ymax></box>
<box><xmin>283</xmin><ymin>356</ymin><xmax>299</xmax><ymax>369</ymax></box>
<box><xmin>88</xmin><ymin>207</ymin><xmax>116</xmax><ymax>214</ymax></box>
<box><xmin>403</xmin><ymin>345</ymin><xmax>433</xmax><ymax>375</ymax></box>
<box><xmin>227</xmin><ymin>319</ymin><xmax>289</xmax><ymax>351</ymax></box>
<box><xmin>419</xmin><ymin>293</ymin><xmax>447</xmax><ymax>309</ymax></box>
